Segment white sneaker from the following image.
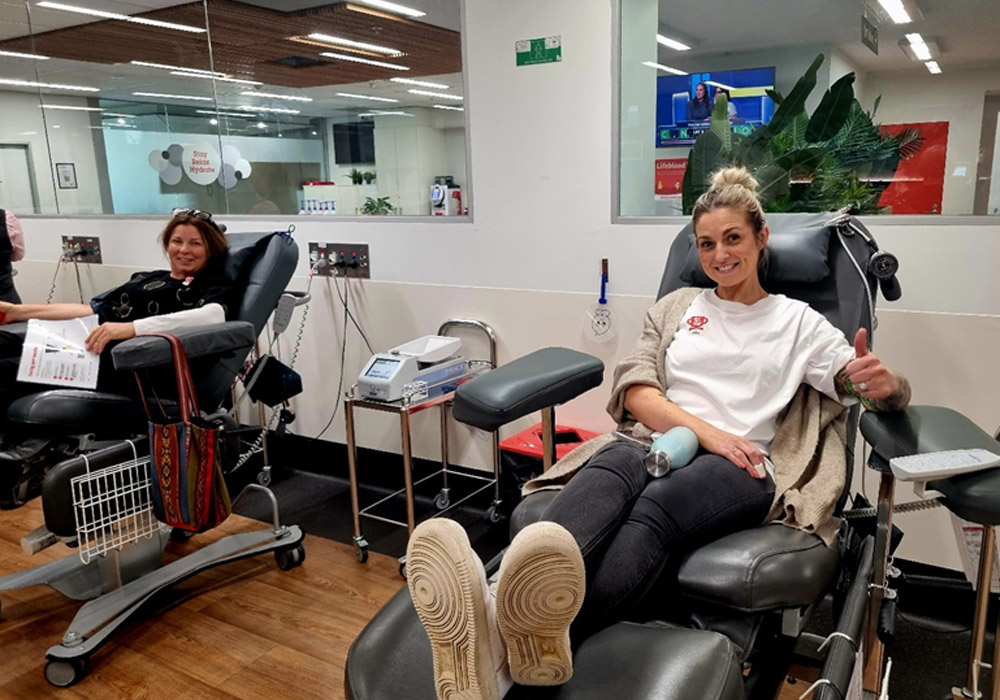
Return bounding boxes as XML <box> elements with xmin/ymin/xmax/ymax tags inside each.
<box><xmin>407</xmin><ymin>519</ymin><xmax>512</xmax><ymax>700</ymax></box>
<box><xmin>496</xmin><ymin>521</ymin><xmax>585</xmax><ymax>686</ymax></box>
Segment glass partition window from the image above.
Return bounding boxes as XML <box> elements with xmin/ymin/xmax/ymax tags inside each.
<box><xmin>619</xmin><ymin>0</ymin><xmax>1000</xmax><ymax>217</ymax></box>
<box><xmin>0</xmin><ymin>0</ymin><xmax>468</xmax><ymax>217</ymax></box>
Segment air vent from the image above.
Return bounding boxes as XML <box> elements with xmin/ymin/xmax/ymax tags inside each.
<box><xmin>271</xmin><ymin>55</ymin><xmax>330</xmax><ymax>68</ymax></box>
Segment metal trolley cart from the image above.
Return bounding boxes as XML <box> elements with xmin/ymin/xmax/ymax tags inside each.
<box><xmin>345</xmin><ymin>319</ymin><xmax>500</xmax><ymax>575</ymax></box>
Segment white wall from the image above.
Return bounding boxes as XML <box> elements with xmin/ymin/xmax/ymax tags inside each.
<box><xmin>12</xmin><ymin>0</ymin><xmax>1000</xmax><ymax>573</ymax></box>
<box><xmin>867</xmin><ymin>63</ymin><xmax>1000</xmax><ymax>215</ymax></box>
<box><xmin>0</xmin><ymin>91</ymin><xmax>104</xmax><ymax>214</ymax></box>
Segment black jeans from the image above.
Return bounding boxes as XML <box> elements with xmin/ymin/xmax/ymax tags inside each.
<box><xmin>541</xmin><ymin>440</ymin><xmax>775</xmax><ymax>638</ymax></box>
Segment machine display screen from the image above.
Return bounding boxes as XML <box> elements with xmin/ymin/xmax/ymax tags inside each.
<box><xmin>365</xmin><ymin>358</ymin><xmax>400</xmax><ymax>380</ymax></box>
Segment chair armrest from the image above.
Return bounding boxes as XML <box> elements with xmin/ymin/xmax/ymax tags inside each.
<box><xmin>452</xmin><ymin>347</ymin><xmax>604</xmax><ymax>432</ymax></box>
<box><xmin>860</xmin><ymin>405</ymin><xmax>998</xmax><ymax>462</ymax></box>
<box><xmin>111</xmin><ymin>321</ymin><xmax>256</xmax><ymax>371</ymax></box>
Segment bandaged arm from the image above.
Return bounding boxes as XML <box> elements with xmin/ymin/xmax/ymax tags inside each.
<box><xmin>132</xmin><ymin>303</ymin><xmax>226</xmax><ymax>335</ymax></box>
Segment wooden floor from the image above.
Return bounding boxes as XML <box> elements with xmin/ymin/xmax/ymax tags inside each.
<box><xmin>0</xmin><ymin>499</ymin><xmax>815</xmax><ymax>700</ymax></box>
<box><xmin>0</xmin><ymin>500</ymin><xmax>405</xmax><ymax>700</ymax></box>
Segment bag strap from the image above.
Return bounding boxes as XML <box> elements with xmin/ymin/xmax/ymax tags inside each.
<box><xmin>136</xmin><ymin>333</ymin><xmax>201</xmax><ymax>422</ymax></box>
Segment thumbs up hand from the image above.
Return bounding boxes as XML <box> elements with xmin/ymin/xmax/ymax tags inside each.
<box><xmin>843</xmin><ymin>328</ymin><xmax>897</xmax><ymax>401</ymax></box>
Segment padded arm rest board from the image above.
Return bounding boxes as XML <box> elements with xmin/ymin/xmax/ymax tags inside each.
<box><xmin>862</xmin><ymin>406</ymin><xmax>1000</xmax><ymax>525</ymax></box>
<box><xmin>111</xmin><ymin>321</ymin><xmax>255</xmax><ymax>371</ymax></box>
<box><xmin>860</xmin><ymin>405</ymin><xmax>998</xmax><ymax>461</ymax></box>
<box><xmin>452</xmin><ymin>347</ymin><xmax>604</xmax><ymax>432</ymax></box>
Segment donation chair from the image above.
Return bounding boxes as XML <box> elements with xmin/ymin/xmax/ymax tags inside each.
<box><xmin>0</xmin><ymin>229</ymin><xmax>307</xmax><ymax>687</ymax></box>
<box><xmin>0</xmin><ymin>230</ymin><xmax>291</xmax><ymax>506</ymax></box>
<box><xmin>345</xmin><ymin>211</ymin><xmax>894</xmax><ymax>700</ymax></box>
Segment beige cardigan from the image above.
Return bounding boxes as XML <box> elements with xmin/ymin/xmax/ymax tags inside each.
<box><xmin>523</xmin><ymin>287</ymin><xmax>849</xmax><ymax>546</ymax></box>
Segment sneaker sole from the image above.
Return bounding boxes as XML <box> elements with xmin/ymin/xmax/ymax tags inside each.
<box><xmin>496</xmin><ymin>521</ymin><xmax>585</xmax><ymax>686</ymax></box>
<box><xmin>406</xmin><ymin>519</ymin><xmax>499</xmax><ymax>700</ymax></box>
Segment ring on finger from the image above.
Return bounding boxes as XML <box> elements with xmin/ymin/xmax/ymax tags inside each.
<box><xmin>858</xmin><ymin>381</ymin><xmax>868</xmax><ymax>391</ymax></box>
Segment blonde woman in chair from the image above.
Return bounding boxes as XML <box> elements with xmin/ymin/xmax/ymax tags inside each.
<box><xmin>406</xmin><ymin>167</ymin><xmax>911</xmax><ymax>700</ymax></box>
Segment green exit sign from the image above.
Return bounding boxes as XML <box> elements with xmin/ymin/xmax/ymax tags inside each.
<box><xmin>516</xmin><ymin>36</ymin><xmax>562</xmax><ymax>66</ymax></box>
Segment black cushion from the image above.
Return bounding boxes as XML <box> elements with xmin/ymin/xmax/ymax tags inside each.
<box><xmin>680</xmin><ymin>212</ymin><xmax>832</xmax><ymax>286</ymax></box>
<box><xmin>7</xmin><ymin>390</ymin><xmax>148</xmax><ymax>434</ymax></box>
<box><xmin>452</xmin><ymin>348</ymin><xmax>604</xmax><ymax>432</ymax></box>
<box><xmin>675</xmin><ymin>524</ymin><xmax>840</xmax><ymax>612</ymax></box>
<box><xmin>861</xmin><ymin>406</ymin><xmax>1000</xmax><ymax>525</ymax></box>
<box><xmin>345</xmin><ymin>587</ymin><xmax>744</xmax><ymax>700</ymax></box>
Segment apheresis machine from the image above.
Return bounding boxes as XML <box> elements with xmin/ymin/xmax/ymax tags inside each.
<box><xmin>357</xmin><ymin>335</ymin><xmax>467</xmax><ymax>402</ymax></box>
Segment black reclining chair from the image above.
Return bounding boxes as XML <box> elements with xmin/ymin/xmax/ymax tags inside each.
<box><xmin>345</xmin><ymin>212</ymin><xmax>892</xmax><ymax>700</ymax></box>
<box><xmin>0</xmin><ymin>230</ymin><xmax>307</xmax><ymax>687</ymax></box>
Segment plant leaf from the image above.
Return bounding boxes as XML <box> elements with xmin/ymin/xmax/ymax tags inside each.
<box><xmin>806</xmin><ymin>72</ymin><xmax>856</xmax><ymax>143</ymax></box>
<box><xmin>774</xmin><ymin>146</ymin><xmax>826</xmax><ymax>175</ymax></box>
<box><xmin>709</xmin><ymin>97</ymin><xmax>732</xmax><ymax>152</ymax></box>
<box><xmin>684</xmin><ymin>131</ymin><xmax>725</xmax><ymax>209</ymax></box>
<box><xmin>754</xmin><ymin>163</ymin><xmax>791</xmax><ymax>205</ymax></box>
<box><xmin>766</xmin><ymin>89</ymin><xmax>784</xmax><ymax>105</ymax></box>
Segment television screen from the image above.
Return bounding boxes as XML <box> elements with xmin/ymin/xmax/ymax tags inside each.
<box><xmin>656</xmin><ymin>67</ymin><xmax>776</xmax><ymax>147</ymax></box>
<box><xmin>333</xmin><ymin>121</ymin><xmax>375</xmax><ymax>165</ymax></box>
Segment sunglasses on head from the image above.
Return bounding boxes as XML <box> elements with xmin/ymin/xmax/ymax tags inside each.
<box><xmin>172</xmin><ymin>208</ymin><xmax>214</xmax><ymax>220</ymax></box>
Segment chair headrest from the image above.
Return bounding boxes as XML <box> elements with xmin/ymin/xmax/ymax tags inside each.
<box><xmin>678</xmin><ymin>212</ymin><xmax>834</xmax><ymax>287</ymax></box>
<box><xmin>221</xmin><ymin>231</ymin><xmax>298</xmax><ymax>334</ymax></box>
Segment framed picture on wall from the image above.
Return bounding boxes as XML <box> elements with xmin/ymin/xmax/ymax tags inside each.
<box><xmin>56</xmin><ymin>163</ymin><xmax>77</xmax><ymax>190</ymax></box>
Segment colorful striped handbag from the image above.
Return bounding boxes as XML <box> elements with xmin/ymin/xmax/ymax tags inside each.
<box><xmin>138</xmin><ymin>333</ymin><xmax>232</xmax><ymax>531</ymax></box>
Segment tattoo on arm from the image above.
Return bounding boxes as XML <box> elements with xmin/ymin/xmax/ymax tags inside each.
<box><xmin>834</xmin><ymin>368</ymin><xmax>911</xmax><ymax>412</ymax></box>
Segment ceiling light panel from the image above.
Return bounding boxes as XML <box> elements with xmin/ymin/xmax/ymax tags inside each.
<box><xmin>0</xmin><ymin>50</ymin><xmax>49</xmax><ymax>60</ymax></box>
<box><xmin>0</xmin><ymin>78</ymin><xmax>98</xmax><ymax>91</ymax></box>
<box><xmin>656</xmin><ymin>34</ymin><xmax>691</xmax><ymax>51</ymax></box>
<box><xmin>237</xmin><ymin>106</ymin><xmax>301</xmax><ymax>114</ymax></box>
<box><xmin>133</xmin><ymin>92</ymin><xmax>212</xmax><ymax>101</ymax></box>
<box><xmin>433</xmin><ymin>105</ymin><xmax>464</xmax><ymax>111</ymax></box>
<box><xmin>196</xmin><ymin>109</ymin><xmax>252</xmax><ymax>118</ymax></box>
<box><xmin>36</xmin><ymin>2</ymin><xmax>206</xmax><ymax>33</ymax></box>
<box><xmin>390</xmin><ymin>77</ymin><xmax>450</xmax><ymax>89</ymax></box>
<box><xmin>306</xmin><ymin>33</ymin><xmax>401</xmax><ymax>56</ymax></box>
<box><xmin>407</xmin><ymin>89</ymin><xmax>462</xmax><ymax>100</ymax></box>
<box><xmin>876</xmin><ymin>0</ymin><xmax>912</xmax><ymax>24</ymax></box>
<box><xmin>241</xmin><ymin>91</ymin><xmax>313</xmax><ymax>102</ymax></box>
<box><xmin>642</xmin><ymin>61</ymin><xmax>687</xmax><ymax>75</ymax></box>
<box><xmin>320</xmin><ymin>52</ymin><xmax>410</xmax><ymax>70</ymax></box>
<box><xmin>336</xmin><ymin>92</ymin><xmax>400</xmax><ymax>102</ymax></box>
<box><xmin>925</xmin><ymin>61</ymin><xmax>941</xmax><ymax>74</ymax></box>
<box><xmin>353</xmin><ymin>0</ymin><xmax>426</xmax><ymax>18</ymax></box>
<box><xmin>170</xmin><ymin>71</ymin><xmax>262</xmax><ymax>85</ymax></box>
<box><xmin>131</xmin><ymin>61</ymin><xmax>225</xmax><ymax>77</ymax></box>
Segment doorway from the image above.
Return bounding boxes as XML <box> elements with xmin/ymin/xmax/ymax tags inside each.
<box><xmin>0</xmin><ymin>144</ymin><xmax>40</xmax><ymax>214</ymax></box>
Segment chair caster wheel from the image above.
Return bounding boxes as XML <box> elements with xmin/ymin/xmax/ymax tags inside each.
<box><xmin>398</xmin><ymin>557</ymin><xmax>407</xmax><ymax>579</ymax></box>
<box><xmin>434</xmin><ymin>491</ymin><xmax>450</xmax><ymax>510</ymax></box>
<box><xmin>45</xmin><ymin>657</ymin><xmax>87</xmax><ymax>687</ymax></box>
<box><xmin>275</xmin><ymin>544</ymin><xmax>305</xmax><ymax>571</ymax></box>
<box><xmin>257</xmin><ymin>469</ymin><xmax>272</xmax><ymax>487</ymax></box>
<box><xmin>487</xmin><ymin>505</ymin><xmax>502</xmax><ymax>524</ymax></box>
<box><xmin>356</xmin><ymin>545</ymin><xmax>369</xmax><ymax>564</ymax></box>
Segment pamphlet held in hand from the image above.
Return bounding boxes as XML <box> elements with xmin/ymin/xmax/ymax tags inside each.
<box><xmin>17</xmin><ymin>316</ymin><xmax>100</xmax><ymax>389</ymax></box>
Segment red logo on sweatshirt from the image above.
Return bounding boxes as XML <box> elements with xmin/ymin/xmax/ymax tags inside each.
<box><xmin>686</xmin><ymin>315</ymin><xmax>709</xmax><ymax>333</ymax></box>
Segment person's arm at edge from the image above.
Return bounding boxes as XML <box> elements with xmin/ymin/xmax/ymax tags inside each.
<box><xmin>86</xmin><ymin>303</ymin><xmax>225</xmax><ymax>354</ymax></box>
<box><xmin>6</xmin><ymin>211</ymin><xmax>24</xmax><ymax>262</ymax></box>
<box><xmin>0</xmin><ymin>302</ymin><xmax>93</xmax><ymax>323</ymax></box>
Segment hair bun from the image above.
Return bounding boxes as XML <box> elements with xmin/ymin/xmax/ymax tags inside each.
<box><xmin>710</xmin><ymin>167</ymin><xmax>758</xmax><ymax>194</ymax></box>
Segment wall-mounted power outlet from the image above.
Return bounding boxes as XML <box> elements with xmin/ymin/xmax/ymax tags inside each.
<box><xmin>308</xmin><ymin>242</ymin><xmax>370</xmax><ymax>279</ymax></box>
<box><xmin>60</xmin><ymin>235</ymin><xmax>103</xmax><ymax>264</ymax></box>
